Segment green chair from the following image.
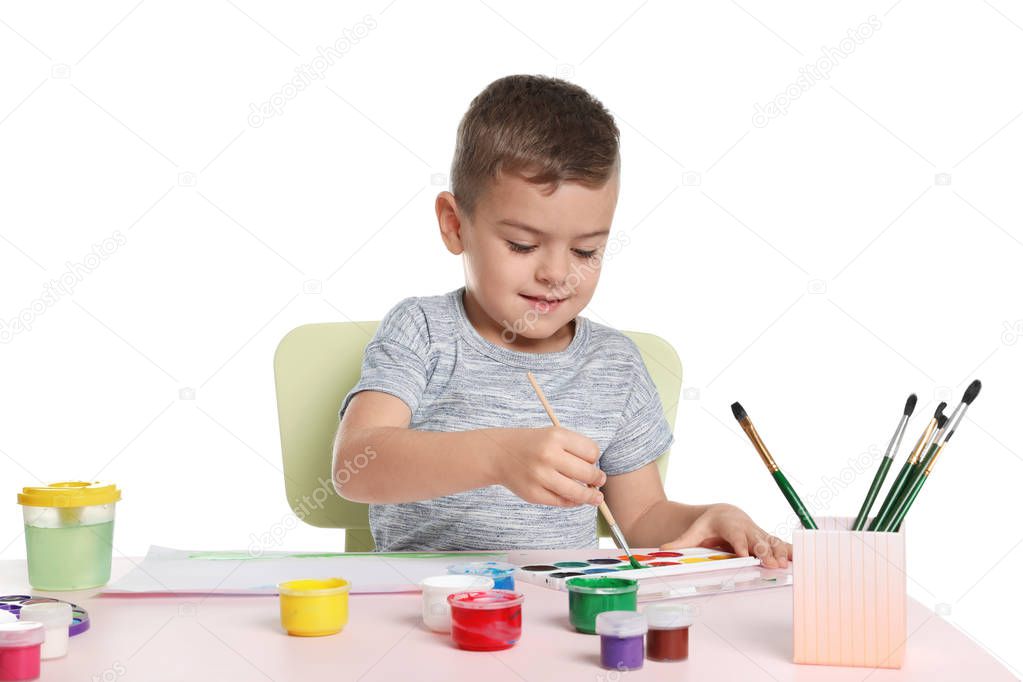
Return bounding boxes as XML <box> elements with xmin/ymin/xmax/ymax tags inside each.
<box><xmin>274</xmin><ymin>321</ymin><xmax>683</xmax><ymax>551</ymax></box>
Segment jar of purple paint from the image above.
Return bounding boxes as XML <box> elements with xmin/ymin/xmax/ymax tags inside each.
<box><xmin>595</xmin><ymin>610</ymin><xmax>647</xmax><ymax>671</ymax></box>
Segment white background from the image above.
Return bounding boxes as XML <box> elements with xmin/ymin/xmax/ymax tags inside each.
<box><xmin>1</xmin><ymin>0</ymin><xmax>1021</xmax><ymax>676</ymax></box>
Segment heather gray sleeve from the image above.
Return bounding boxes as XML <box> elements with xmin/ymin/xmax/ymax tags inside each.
<box><xmin>339</xmin><ymin>298</ymin><xmax>432</xmax><ymax>419</ymax></box>
<box><xmin>599</xmin><ymin>343</ymin><xmax>675</xmax><ymax>476</ymax></box>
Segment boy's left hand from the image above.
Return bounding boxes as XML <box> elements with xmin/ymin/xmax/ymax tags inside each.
<box><xmin>659</xmin><ymin>503</ymin><xmax>792</xmax><ymax>569</ymax></box>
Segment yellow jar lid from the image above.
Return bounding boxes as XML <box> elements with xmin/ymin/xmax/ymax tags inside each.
<box><xmin>17</xmin><ymin>481</ymin><xmax>121</xmax><ymax>508</ymax></box>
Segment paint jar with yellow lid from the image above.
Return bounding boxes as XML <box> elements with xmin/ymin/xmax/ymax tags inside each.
<box><xmin>278</xmin><ymin>578</ymin><xmax>350</xmax><ymax>636</ymax></box>
<box><xmin>17</xmin><ymin>481</ymin><xmax>121</xmax><ymax>590</ymax></box>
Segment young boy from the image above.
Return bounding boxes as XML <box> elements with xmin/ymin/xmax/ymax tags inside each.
<box><xmin>333</xmin><ymin>74</ymin><xmax>791</xmax><ymax>568</ymax></box>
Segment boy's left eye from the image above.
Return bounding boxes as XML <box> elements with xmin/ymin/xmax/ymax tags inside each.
<box><xmin>506</xmin><ymin>241</ymin><xmax>598</xmax><ymax>258</ymax></box>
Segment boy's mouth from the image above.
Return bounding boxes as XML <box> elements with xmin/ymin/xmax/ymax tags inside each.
<box><xmin>520</xmin><ymin>294</ymin><xmax>566</xmax><ymax>313</ymax></box>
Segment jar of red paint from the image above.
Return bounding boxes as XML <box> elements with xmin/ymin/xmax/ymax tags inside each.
<box><xmin>644</xmin><ymin>602</ymin><xmax>695</xmax><ymax>662</ymax></box>
<box><xmin>447</xmin><ymin>590</ymin><xmax>524</xmax><ymax>651</ymax></box>
<box><xmin>0</xmin><ymin>621</ymin><xmax>45</xmax><ymax>681</ymax></box>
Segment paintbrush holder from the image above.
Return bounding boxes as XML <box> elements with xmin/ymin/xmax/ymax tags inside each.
<box><xmin>792</xmin><ymin>516</ymin><xmax>906</xmax><ymax>669</ymax></box>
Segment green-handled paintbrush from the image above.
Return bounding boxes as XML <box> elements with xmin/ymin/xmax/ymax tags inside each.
<box><xmin>881</xmin><ymin>379</ymin><xmax>981</xmax><ymax>532</ymax></box>
<box><xmin>916</xmin><ymin>383</ymin><xmax>980</xmax><ymax>476</ymax></box>
<box><xmin>867</xmin><ymin>401</ymin><xmax>945</xmax><ymax>531</ymax></box>
<box><xmin>731</xmin><ymin>402</ymin><xmax>817</xmax><ymax>530</ymax></box>
<box><xmin>851</xmin><ymin>394</ymin><xmax>917</xmax><ymax>531</ymax></box>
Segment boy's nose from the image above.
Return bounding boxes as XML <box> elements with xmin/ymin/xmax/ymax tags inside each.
<box><xmin>536</xmin><ymin>253</ymin><xmax>571</xmax><ymax>289</ymax></box>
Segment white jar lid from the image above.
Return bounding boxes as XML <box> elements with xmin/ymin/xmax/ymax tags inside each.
<box><xmin>419</xmin><ymin>574</ymin><xmax>494</xmax><ymax>592</ymax></box>
<box><xmin>644</xmin><ymin>602</ymin><xmax>695</xmax><ymax>629</ymax></box>
<box><xmin>595</xmin><ymin>610</ymin><xmax>647</xmax><ymax>638</ymax></box>
<box><xmin>0</xmin><ymin>621</ymin><xmax>46</xmax><ymax>647</ymax></box>
<box><xmin>19</xmin><ymin>602</ymin><xmax>73</xmax><ymax>628</ymax></box>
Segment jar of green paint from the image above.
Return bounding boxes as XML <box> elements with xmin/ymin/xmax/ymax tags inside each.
<box><xmin>566</xmin><ymin>576</ymin><xmax>638</xmax><ymax>634</ymax></box>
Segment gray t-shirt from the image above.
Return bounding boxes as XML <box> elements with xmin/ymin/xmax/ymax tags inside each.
<box><xmin>338</xmin><ymin>288</ymin><xmax>674</xmax><ymax>551</ymax></box>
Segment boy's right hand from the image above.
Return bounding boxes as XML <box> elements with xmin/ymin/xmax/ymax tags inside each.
<box><xmin>490</xmin><ymin>426</ymin><xmax>605</xmax><ymax>508</ymax></box>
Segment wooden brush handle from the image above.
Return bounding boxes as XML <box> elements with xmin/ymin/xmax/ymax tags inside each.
<box><xmin>526</xmin><ymin>372</ymin><xmax>618</xmax><ymax>528</ymax></box>
<box><xmin>526</xmin><ymin>372</ymin><xmax>560</xmax><ymax>427</ymax></box>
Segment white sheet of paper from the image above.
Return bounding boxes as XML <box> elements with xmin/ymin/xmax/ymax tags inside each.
<box><xmin>101</xmin><ymin>546</ymin><xmax>507</xmax><ymax>595</ymax></box>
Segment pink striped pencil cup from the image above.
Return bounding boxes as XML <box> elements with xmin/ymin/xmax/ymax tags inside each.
<box><xmin>792</xmin><ymin>516</ymin><xmax>907</xmax><ymax>669</ymax></box>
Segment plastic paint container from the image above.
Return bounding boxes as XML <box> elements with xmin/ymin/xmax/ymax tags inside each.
<box><xmin>277</xmin><ymin>578</ymin><xmax>350</xmax><ymax>637</ymax></box>
<box><xmin>596</xmin><ymin>611</ymin><xmax>647</xmax><ymax>671</ymax></box>
<box><xmin>17</xmin><ymin>482</ymin><xmax>121</xmax><ymax>591</ymax></box>
<box><xmin>0</xmin><ymin>622</ymin><xmax>45</xmax><ymax>681</ymax></box>
<box><xmin>0</xmin><ymin>598</ymin><xmax>89</xmax><ymax>638</ymax></box>
<box><xmin>447</xmin><ymin>590</ymin><xmax>524</xmax><ymax>651</ymax></box>
<box><xmin>0</xmin><ymin>615</ymin><xmax>13</xmax><ymax>626</ymax></box>
<box><xmin>446</xmin><ymin>561</ymin><xmax>516</xmax><ymax>590</ymax></box>
<box><xmin>645</xmin><ymin>602</ymin><xmax>694</xmax><ymax>661</ymax></box>
<box><xmin>17</xmin><ymin>602</ymin><xmax>72</xmax><ymax>659</ymax></box>
<box><xmin>565</xmin><ymin>576</ymin><xmax>638</xmax><ymax>634</ymax></box>
<box><xmin>419</xmin><ymin>575</ymin><xmax>494</xmax><ymax>633</ymax></box>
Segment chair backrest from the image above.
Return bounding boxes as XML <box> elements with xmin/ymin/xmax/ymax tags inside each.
<box><xmin>274</xmin><ymin>321</ymin><xmax>683</xmax><ymax>551</ymax></box>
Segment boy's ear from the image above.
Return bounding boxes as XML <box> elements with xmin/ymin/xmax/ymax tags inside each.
<box><xmin>435</xmin><ymin>191</ymin><xmax>465</xmax><ymax>255</ymax></box>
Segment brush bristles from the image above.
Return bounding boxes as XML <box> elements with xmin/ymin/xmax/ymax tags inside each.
<box><xmin>937</xmin><ymin>414</ymin><xmax>949</xmax><ymax>429</ymax></box>
<box><xmin>730</xmin><ymin>402</ymin><xmax>747</xmax><ymax>422</ymax></box>
<box><xmin>904</xmin><ymin>394</ymin><xmax>918</xmax><ymax>416</ymax></box>
<box><xmin>963</xmin><ymin>379</ymin><xmax>982</xmax><ymax>405</ymax></box>
<box><xmin>934</xmin><ymin>402</ymin><xmax>947</xmax><ymax>418</ymax></box>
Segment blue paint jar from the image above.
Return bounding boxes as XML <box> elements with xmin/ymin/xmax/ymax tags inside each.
<box><xmin>447</xmin><ymin>561</ymin><xmax>516</xmax><ymax>590</ymax></box>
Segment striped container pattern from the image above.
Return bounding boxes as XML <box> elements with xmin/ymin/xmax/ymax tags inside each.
<box><xmin>793</xmin><ymin>516</ymin><xmax>906</xmax><ymax>668</ymax></box>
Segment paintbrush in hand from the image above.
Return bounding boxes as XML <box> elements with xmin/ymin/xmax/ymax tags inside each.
<box><xmin>526</xmin><ymin>371</ymin><xmax>643</xmax><ymax>569</ymax></box>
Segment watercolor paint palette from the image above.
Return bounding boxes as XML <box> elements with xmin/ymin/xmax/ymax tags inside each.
<box><xmin>512</xmin><ymin>547</ymin><xmax>762</xmax><ymax>590</ymax></box>
<box><xmin>634</xmin><ymin>567</ymin><xmax>791</xmax><ymax>602</ymax></box>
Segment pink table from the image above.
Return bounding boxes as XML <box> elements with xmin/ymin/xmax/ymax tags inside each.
<box><xmin>0</xmin><ymin>550</ymin><xmax>1012</xmax><ymax>681</ymax></box>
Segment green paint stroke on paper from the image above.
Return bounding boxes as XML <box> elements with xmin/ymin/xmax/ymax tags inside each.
<box><xmin>187</xmin><ymin>550</ymin><xmax>506</xmax><ymax>561</ymax></box>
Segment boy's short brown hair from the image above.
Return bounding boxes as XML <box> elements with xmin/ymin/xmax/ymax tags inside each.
<box><xmin>451</xmin><ymin>75</ymin><xmax>620</xmax><ymax>218</ymax></box>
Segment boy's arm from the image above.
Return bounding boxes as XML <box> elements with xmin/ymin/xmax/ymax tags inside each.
<box><xmin>332</xmin><ymin>390</ymin><xmax>605</xmax><ymax>507</ymax></box>
<box><xmin>602</xmin><ymin>461</ymin><xmax>791</xmax><ymax>568</ymax></box>
<box><xmin>600</xmin><ymin>462</ymin><xmax>708</xmax><ymax>547</ymax></box>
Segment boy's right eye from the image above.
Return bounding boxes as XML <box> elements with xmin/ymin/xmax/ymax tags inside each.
<box><xmin>506</xmin><ymin>241</ymin><xmax>537</xmax><ymax>254</ymax></box>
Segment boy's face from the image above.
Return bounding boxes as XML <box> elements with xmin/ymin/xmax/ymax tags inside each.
<box><xmin>437</xmin><ymin>170</ymin><xmax>619</xmax><ymax>350</ymax></box>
